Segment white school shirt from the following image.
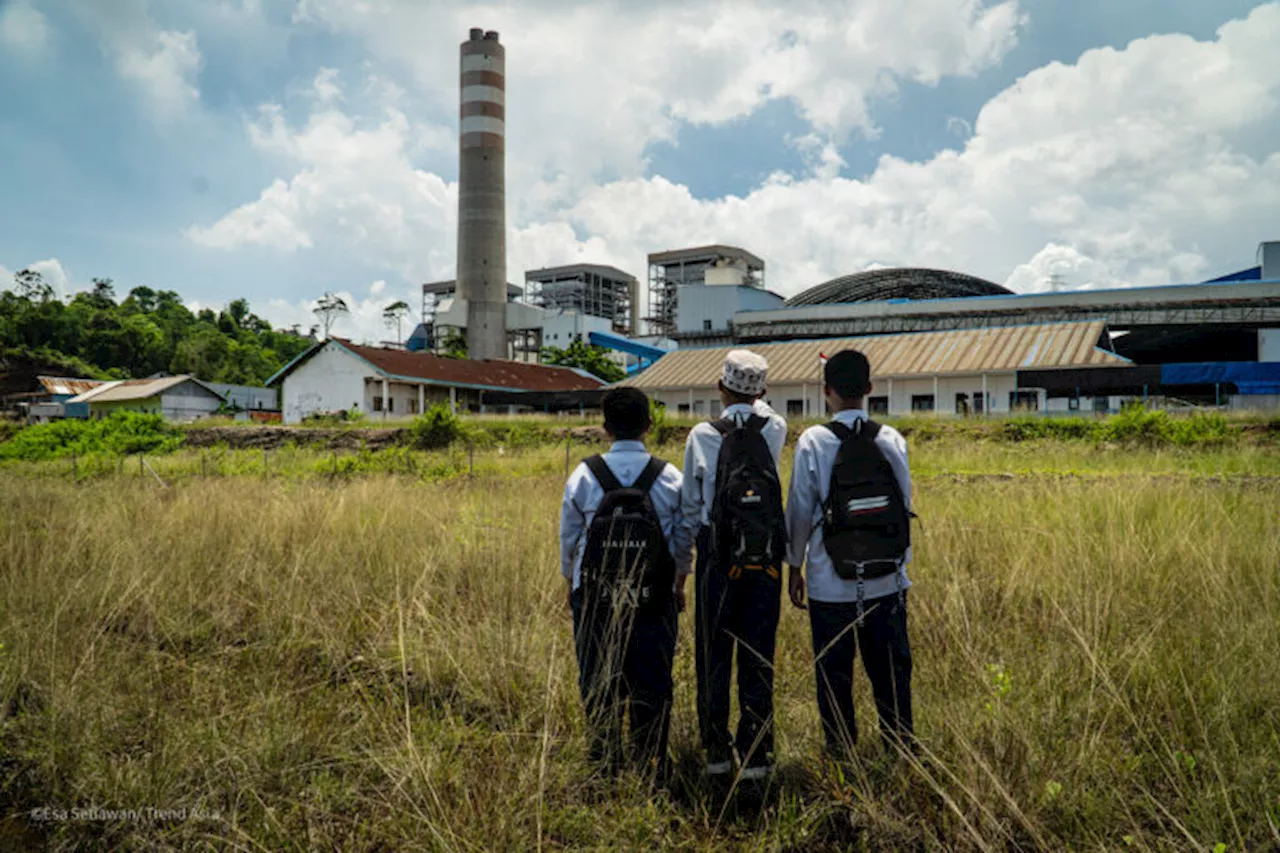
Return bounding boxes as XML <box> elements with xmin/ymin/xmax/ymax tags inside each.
<box><xmin>785</xmin><ymin>409</ymin><xmax>913</xmax><ymax>604</ymax></box>
<box><xmin>559</xmin><ymin>440</ymin><xmax>687</xmax><ymax>592</ymax></box>
<box><xmin>676</xmin><ymin>399</ymin><xmax>787</xmax><ymax>574</ymax></box>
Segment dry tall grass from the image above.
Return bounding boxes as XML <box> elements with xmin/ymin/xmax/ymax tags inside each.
<box><xmin>1</xmin><ymin>444</ymin><xmax>1278</xmax><ymax>851</ymax></box>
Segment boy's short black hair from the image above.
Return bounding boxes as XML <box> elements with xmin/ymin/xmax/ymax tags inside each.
<box><xmin>824</xmin><ymin>350</ymin><xmax>872</xmax><ymax>399</ymax></box>
<box><xmin>602</xmin><ymin>388</ymin><xmax>651</xmax><ymax>440</ymax></box>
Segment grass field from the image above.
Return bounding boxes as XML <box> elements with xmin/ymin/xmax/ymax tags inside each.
<box><xmin>1</xmin><ymin>432</ymin><xmax>1278</xmax><ymax>851</ymax></box>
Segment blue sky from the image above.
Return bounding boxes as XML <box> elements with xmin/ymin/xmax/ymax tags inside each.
<box><xmin>2</xmin><ymin>0</ymin><xmax>1278</xmax><ymax>341</ymax></box>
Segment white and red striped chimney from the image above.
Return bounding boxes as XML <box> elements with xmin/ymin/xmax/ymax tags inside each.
<box><xmin>456</xmin><ymin>28</ymin><xmax>507</xmax><ymax>361</ymax></box>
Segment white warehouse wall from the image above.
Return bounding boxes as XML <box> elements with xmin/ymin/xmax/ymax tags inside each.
<box><xmin>160</xmin><ymin>383</ymin><xmax>224</xmax><ymax>422</ymax></box>
<box><xmin>280</xmin><ymin>342</ymin><xmax>368</xmax><ymax>424</ymax></box>
<box><xmin>649</xmin><ymin>373</ymin><xmax>1058</xmax><ymax>418</ymax></box>
<box><xmin>364</xmin><ymin>379</ymin><xmax>459</xmax><ymax>420</ymax></box>
<box><xmin>676</xmin><ymin>285</ymin><xmax>784</xmax><ymax>334</ymax></box>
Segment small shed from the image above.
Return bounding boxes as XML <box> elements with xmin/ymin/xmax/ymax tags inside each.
<box><xmin>66</xmin><ymin>375</ymin><xmax>227</xmax><ymax>422</ymax></box>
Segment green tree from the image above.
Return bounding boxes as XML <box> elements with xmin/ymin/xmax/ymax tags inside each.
<box><xmin>440</xmin><ymin>329</ymin><xmax>467</xmax><ymax>359</ymax></box>
<box><xmin>125</xmin><ymin>286</ymin><xmax>158</xmax><ymax>314</ymax></box>
<box><xmin>540</xmin><ymin>339</ymin><xmax>625</xmax><ymax>382</ymax></box>
<box><xmin>313</xmin><ymin>292</ymin><xmax>349</xmax><ymax>338</ymax></box>
<box><xmin>170</xmin><ymin>325</ymin><xmax>232</xmax><ymax>378</ymax></box>
<box><xmin>383</xmin><ymin>300</ymin><xmax>411</xmax><ymax>343</ymax></box>
<box><xmin>120</xmin><ymin>314</ymin><xmax>167</xmax><ymax>376</ymax></box>
<box><xmin>90</xmin><ymin>277</ymin><xmax>116</xmax><ymax>308</ymax></box>
<box><xmin>15</xmin><ymin>269</ymin><xmax>54</xmax><ymax>302</ymax></box>
<box><xmin>0</xmin><ymin>274</ymin><xmax>311</xmax><ymax>386</ymax></box>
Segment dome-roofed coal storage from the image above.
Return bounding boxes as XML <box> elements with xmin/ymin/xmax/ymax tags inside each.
<box><xmin>786</xmin><ymin>267</ymin><xmax>1013</xmax><ymax>306</ymax></box>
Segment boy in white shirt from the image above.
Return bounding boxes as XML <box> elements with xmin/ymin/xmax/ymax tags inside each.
<box><xmin>560</xmin><ymin>388</ymin><xmax>687</xmax><ymax>778</ymax></box>
<box><xmin>785</xmin><ymin>350</ymin><xmax>915</xmax><ymax>758</ymax></box>
<box><xmin>676</xmin><ymin>350</ymin><xmax>787</xmax><ymax>784</ymax></box>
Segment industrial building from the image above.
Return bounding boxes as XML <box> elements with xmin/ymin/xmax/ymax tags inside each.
<box><xmin>267</xmin><ymin>337</ymin><xmax>604</xmax><ymax>423</ymax></box>
<box><xmin>525</xmin><ymin>263</ymin><xmax>640</xmax><ymax>335</ymax></box>
<box><xmin>418</xmin><ymin>275</ymin><xmax>635</xmax><ymax>368</ymax></box>
<box><xmin>633</xmin><ymin>241</ymin><xmax>1279</xmax><ymax>413</ymax></box>
<box><xmin>646</xmin><ymin>245</ymin><xmax>772</xmax><ymax>337</ymax></box>
<box><xmin>419</xmin><ymin>279</ymin><xmax>542</xmax><ymax>360</ymax></box>
<box><xmin>619</xmin><ymin>321</ymin><xmax>1130</xmax><ymax>417</ymax></box>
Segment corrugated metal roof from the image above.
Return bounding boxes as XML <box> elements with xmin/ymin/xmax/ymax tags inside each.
<box><xmin>67</xmin><ymin>375</ymin><xmax>224</xmax><ymax>404</ymax></box>
<box><xmin>66</xmin><ymin>381</ymin><xmax>125</xmax><ymax>404</ymax></box>
<box><xmin>525</xmin><ymin>263</ymin><xmax>637</xmax><ymax>283</ymax></box>
<box><xmin>620</xmin><ymin>321</ymin><xmax>1128</xmax><ymax>391</ymax></box>
<box><xmin>648</xmin><ymin>245</ymin><xmax>765</xmax><ymax>269</ymax></box>
<box><xmin>37</xmin><ymin>376</ymin><xmax>106</xmax><ymax>396</ymax></box>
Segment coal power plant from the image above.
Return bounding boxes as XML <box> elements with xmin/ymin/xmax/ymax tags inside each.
<box><xmin>457</xmin><ymin>28</ymin><xmax>507</xmax><ymax>361</ymax></box>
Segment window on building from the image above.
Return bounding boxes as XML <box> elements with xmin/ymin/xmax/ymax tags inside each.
<box><xmin>973</xmin><ymin>392</ymin><xmax>986</xmax><ymax>414</ymax></box>
<box><xmin>1093</xmin><ymin>396</ymin><xmax>1110</xmax><ymax>413</ymax></box>
<box><xmin>677</xmin><ymin>403</ymin><xmax>691</xmax><ymax>415</ymax></box>
<box><xmin>409</xmin><ymin>398</ymin><xmax>420</xmax><ymax>415</ymax></box>
<box><xmin>1009</xmin><ymin>390</ymin><xmax>1039</xmax><ymax>412</ymax></box>
<box><xmin>372</xmin><ymin>396</ymin><xmax>384</xmax><ymax>412</ymax></box>
<box><xmin>786</xmin><ymin>399</ymin><xmax>804</xmax><ymax>417</ymax></box>
<box><xmin>692</xmin><ymin>400</ymin><xmax>704</xmax><ymax>415</ymax></box>
<box><xmin>955</xmin><ymin>393</ymin><xmax>971</xmax><ymax>416</ymax></box>
<box><xmin>703</xmin><ymin>319</ymin><xmax>712</xmax><ymax>332</ymax></box>
<box><xmin>387</xmin><ymin>397</ymin><xmax>395</xmax><ymax>413</ymax></box>
<box><xmin>868</xmin><ymin>396</ymin><xmax>889</xmax><ymax>415</ymax></box>
<box><xmin>911</xmin><ymin>394</ymin><xmax>935</xmax><ymax>412</ymax></box>
<box><xmin>1068</xmin><ymin>396</ymin><xmax>1081</xmax><ymax>411</ymax></box>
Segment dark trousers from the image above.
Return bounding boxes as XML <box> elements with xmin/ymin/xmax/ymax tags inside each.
<box><xmin>809</xmin><ymin>592</ymin><xmax>914</xmax><ymax>756</ymax></box>
<box><xmin>572</xmin><ymin>588</ymin><xmax>677</xmax><ymax>774</ymax></box>
<box><xmin>695</xmin><ymin>527</ymin><xmax>781</xmax><ymax>770</ymax></box>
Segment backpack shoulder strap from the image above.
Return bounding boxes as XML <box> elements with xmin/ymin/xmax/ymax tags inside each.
<box><xmin>825</xmin><ymin>418</ymin><xmax>881</xmax><ymax>442</ymax></box>
<box><xmin>710</xmin><ymin>418</ymin><xmax>733</xmax><ymax>436</ymax></box>
<box><xmin>583</xmin><ymin>454</ymin><xmax>623</xmax><ymax>493</ymax></box>
<box><xmin>823</xmin><ymin>420</ymin><xmax>854</xmax><ymax>442</ymax></box>
<box><xmin>632</xmin><ymin>456</ymin><xmax>667</xmax><ymax>496</ymax></box>
<box><xmin>745</xmin><ymin>413</ymin><xmax>768</xmax><ymax>434</ymax></box>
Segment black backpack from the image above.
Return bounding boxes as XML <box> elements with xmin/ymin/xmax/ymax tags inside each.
<box><xmin>710</xmin><ymin>415</ymin><xmax>786</xmax><ymax>578</ymax></box>
<box><xmin>579</xmin><ymin>455</ymin><xmax>674</xmax><ymax>613</ymax></box>
<box><xmin>821</xmin><ymin>419</ymin><xmax>913</xmax><ymax>581</ymax></box>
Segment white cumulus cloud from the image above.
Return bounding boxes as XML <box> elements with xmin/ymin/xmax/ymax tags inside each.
<box><xmin>191</xmin><ymin>2</ymin><xmax>1280</xmax><ymax>311</ymax></box>
<box><xmin>76</xmin><ymin>0</ymin><xmax>202</xmax><ymax>116</ymax></box>
<box><xmin>0</xmin><ymin>1</ymin><xmax>50</xmax><ymax>53</ymax></box>
<box><xmin>26</xmin><ymin>258</ymin><xmax>73</xmax><ymax>298</ymax></box>
<box><xmin>287</xmin><ymin>0</ymin><xmax>1024</xmax><ymax>196</ymax></box>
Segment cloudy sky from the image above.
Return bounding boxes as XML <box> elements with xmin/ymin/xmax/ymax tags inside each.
<box><xmin>2</xmin><ymin>0</ymin><xmax>1278</xmax><ymax>342</ymax></box>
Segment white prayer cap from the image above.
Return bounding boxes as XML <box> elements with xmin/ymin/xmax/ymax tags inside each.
<box><xmin>721</xmin><ymin>349</ymin><xmax>768</xmax><ymax>397</ymax></box>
